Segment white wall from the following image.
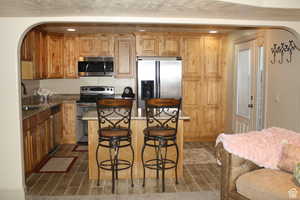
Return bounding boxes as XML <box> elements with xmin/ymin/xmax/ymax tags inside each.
<box><xmin>1</xmin><ymin>16</ymin><xmax>300</xmax><ymax>200</ymax></box>
<box><xmin>265</xmin><ymin>29</ymin><xmax>300</xmax><ymax>131</ymax></box>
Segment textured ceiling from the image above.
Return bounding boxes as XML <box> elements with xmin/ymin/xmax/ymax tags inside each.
<box><xmin>0</xmin><ymin>0</ymin><xmax>300</xmax><ymax>21</ymax></box>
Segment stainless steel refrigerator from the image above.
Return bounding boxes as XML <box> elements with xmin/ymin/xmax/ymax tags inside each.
<box><xmin>137</xmin><ymin>56</ymin><xmax>182</xmax><ymax>108</ymax></box>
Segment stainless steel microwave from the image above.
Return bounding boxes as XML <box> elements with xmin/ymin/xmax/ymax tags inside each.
<box><xmin>78</xmin><ymin>57</ymin><xmax>114</xmax><ymax>77</ymax></box>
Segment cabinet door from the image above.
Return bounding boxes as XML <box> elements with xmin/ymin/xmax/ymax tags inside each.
<box><xmin>98</xmin><ymin>34</ymin><xmax>114</xmax><ymax>56</ymax></box>
<box><xmin>182</xmin><ymin>37</ymin><xmax>203</xmax><ymax>78</ymax></box>
<box><xmin>78</xmin><ymin>36</ymin><xmax>98</xmax><ymax>57</ymax></box>
<box><xmin>62</xmin><ymin>103</ymin><xmax>76</xmax><ymax>144</ymax></box>
<box><xmin>21</xmin><ymin>30</ymin><xmax>34</xmax><ymax>61</ymax></box>
<box><xmin>53</xmin><ymin>110</ymin><xmax>62</xmax><ymax>146</ymax></box>
<box><xmin>64</xmin><ymin>36</ymin><xmax>78</xmax><ymax>78</ymax></box>
<box><xmin>114</xmin><ymin>35</ymin><xmax>135</xmax><ymax>78</ymax></box>
<box><xmin>46</xmin><ymin>34</ymin><xmax>64</xmax><ymax>78</ymax></box>
<box><xmin>159</xmin><ymin>35</ymin><xmax>181</xmax><ymax>56</ymax></box>
<box><xmin>136</xmin><ymin>34</ymin><xmax>159</xmax><ymax>56</ymax></box>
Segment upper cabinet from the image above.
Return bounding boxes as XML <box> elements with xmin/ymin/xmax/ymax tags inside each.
<box><xmin>135</xmin><ymin>33</ymin><xmax>181</xmax><ymax>57</ymax></box>
<box><xmin>64</xmin><ymin>35</ymin><xmax>78</xmax><ymax>78</ymax></box>
<box><xmin>46</xmin><ymin>34</ymin><xmax>64</xmax><ymax>78</ymax></box>
<box><xmin>158</xmin><ymin>35</ymin><xmax>181</xmax><ymax>56</ymax></box>
<box><xmin>21</xmin><ymin>29</ymin><xmax>46</xmax><ymax>80</ymax></box>
<box><xmin>114</xmin><ymin>34</ymin><xmax>136</xmax><ymax>78</ymax></box>
<box><xmin>135</xmin><ymin>33</ymin><xmax>159</xmax><ymax>56</ymax></box>
<box><xmin>78</xmin><ymin>34</ymin><xmax>114</xmax><ymax>57</ymax></box>
<box><xmin>21</xmin><ymin>31</ymin><xmax>34</xmax><ymax>61</ymax></box>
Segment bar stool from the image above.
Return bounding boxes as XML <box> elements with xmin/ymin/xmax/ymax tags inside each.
<box><xmin>95</xmin><ymin>98</ymin><xmax>134</xmax><ymax>193</ymax></box>
<box><xmin>141</xmin><ymin>98</ymin><xmax>181</xmax><ymax>192</ymax></box>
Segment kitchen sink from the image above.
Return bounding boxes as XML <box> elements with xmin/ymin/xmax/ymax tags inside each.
<box><xmin>22</xmin><ymin>105</ymin><xmax>42</xmax><ymax>111</ymax></box>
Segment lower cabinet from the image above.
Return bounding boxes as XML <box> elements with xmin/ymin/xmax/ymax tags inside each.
<box><xmin>61</xmin><ymin>103</ymin><xmax>76</xmax><ymax>144</ymax></box>
<box><xmin>23</xmin><ymin>105</ymin><xmax>62</xmax><ymax>178</ymax></box>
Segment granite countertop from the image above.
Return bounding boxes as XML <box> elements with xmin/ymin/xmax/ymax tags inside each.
<box><xmin>22</xmin><ymin>94</ymin><xmax>79</xmax><ymax>120</ymax></box>
<box><xmin>82</xmin><ymin>108</ymin><xmax>190</xmax><ymax>121</ymax></box>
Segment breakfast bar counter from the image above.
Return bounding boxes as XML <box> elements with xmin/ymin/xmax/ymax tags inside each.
<box><xmin>82</xmin><ymin>109</ymin><xmax>189</xmax><ymax>180</ymax></box>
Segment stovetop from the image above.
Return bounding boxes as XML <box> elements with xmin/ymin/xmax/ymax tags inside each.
<box><xmin>77</xmin><ymin>86</ymin><xmax>115</xmax><ymax>103</ymax></box>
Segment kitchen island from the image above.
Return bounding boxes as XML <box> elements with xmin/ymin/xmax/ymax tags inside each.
<box><xmin>82</xmin><ymin>109</ymin><xmax>189</xmax><ymax>180</ymax></box>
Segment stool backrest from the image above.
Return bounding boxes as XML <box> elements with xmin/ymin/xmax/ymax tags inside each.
<box><xmin>96</xmin><ymin>98</ymin><xmax>133</xmax><ymax>134</ymax></box>
<box><xmin>145</xmin><ymin>98</ymin><xmax>181</xmax><ymax>132</ymax></box>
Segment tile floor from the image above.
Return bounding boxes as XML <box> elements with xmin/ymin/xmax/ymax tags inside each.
<box><xmin>26</xmin><ymin>142</ymin><xmax>220</xmax><ymax>198</ymax></box>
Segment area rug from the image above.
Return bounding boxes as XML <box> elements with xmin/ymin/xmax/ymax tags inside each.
<box><xmin>37</xmin><ymin>156</ymin><xmax>77</xmax><ymax>173</ymax></box>
<box><xmin>184</xmin><ymin>148</ymin><xmax>217</xmax><ymax>165</ymax></box>
<box><xmin>72</xmin><ymin>144</ymin><xmax>88</xmax><ymax>152</ymax></box>
<box><xmin>26</xmin><ymin>191</ymin><xmax>220</xmax><ymax>200</ymax></box>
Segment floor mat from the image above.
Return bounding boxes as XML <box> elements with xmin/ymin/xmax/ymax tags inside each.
<box><xmin>37</xmin><ymin>156</ymin><xmax>77</xmax><ymax>173</ymax></box>
<box><xmin>72</xmin><ymin>144</ymin><xmax>88</xmax><ymax>152</ymax></box>
<box><xmin>184</xmin><ymin>148</ymin><xmax>216</xmax><ymax>165</ymax></box>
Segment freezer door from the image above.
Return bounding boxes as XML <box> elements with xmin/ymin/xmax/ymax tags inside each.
<box><xmin>137</xmin><ymin>60</ymin><xmax>157</xmax><ymax>107</ymax></box>
<box><xmin>159</xmin><ymin>60</ymin><xmax>182</xmax><ymax>98</ymax></box>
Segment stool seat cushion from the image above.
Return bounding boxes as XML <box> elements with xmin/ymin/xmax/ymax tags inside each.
<box><xmin>99</xmin><ymin>129</ymin><xmax>129</xmax><ymax>137</ymax></box>
<box><xmin>143</xmin><ymin>127</ymin><xmax>175</xmax><ymax>136</ymax></box>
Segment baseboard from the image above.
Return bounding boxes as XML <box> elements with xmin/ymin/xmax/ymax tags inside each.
<box><xmin>0</xmin><ymin>188</ymin><xmax>25</xmax><ymax>200</ymax></box>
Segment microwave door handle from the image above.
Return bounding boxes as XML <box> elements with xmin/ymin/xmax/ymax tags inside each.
<box><xmin>85</xmin><ymin>64</ymin><xmax>89</xmax><ymax>71</ymax></box>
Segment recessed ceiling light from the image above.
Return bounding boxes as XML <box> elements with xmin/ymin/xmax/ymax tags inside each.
<box><xmin>209</xmin><ymin>30</ymin><xmax>218</xmax><ymax>34</ymax></box>
<box><xmin>67</xmin><ymin>28</ymin><xmax>76</xmax><ymax>32</ymax></box>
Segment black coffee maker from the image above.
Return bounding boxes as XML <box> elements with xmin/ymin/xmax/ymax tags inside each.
<box><xmin>122</xmin><ymin>86</ymin><xmax>135</xmax><ymax>98</ymax></box>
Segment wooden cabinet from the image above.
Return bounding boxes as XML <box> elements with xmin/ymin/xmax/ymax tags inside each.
<box><xmin>21</xmin><ymin>29</ymin><xmax>46</xmax><ymax>80</ymax></box>
<box><xmin>182</xmin><ymin>35</ymin><xmax>225</xmax><ymax>142</ymax></box>
<box><xmin>159</xmin><ymin>35</ymin><xmax>181</xmax><ymax>56</ymax></box>
<box><xmin>78</xmin><ymin>34</ymin><xmax>114</xmax><ymax>57</ymax></box>
<box><xmin>21</xmin><ymin>31</ymin><xmax>34</xmax><ymax>61</ymax></box>
<box><xmin>135</xmin><ymin>33</ymin><xmax>159</xmax><ymax>56</ymax></box>
<box><xmin>62</xmin><ymin>103</ymin><xmax>76</xmax><ymax>144</ymax></box>
<box><xmin>64</xmin><ymin>35</ymin><xmax>78</xmax><ymax>78</ymax></box>
<box><xmin>23</xmin><ymin>107</ymin><xmax>57</xmax><ymax>178</ymax></box>
<box><xmin>46</xmin><ymin>34</ymin><xmax>64</xmax><ymax>78</ymax></box>
<box><xmin>114</xmin><ymin>34</ymin><xmax>135</xmax><ymax>78</ymax></box>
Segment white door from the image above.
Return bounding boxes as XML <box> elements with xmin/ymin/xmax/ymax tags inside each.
<box><xmin>233</xmin><ymin>39</ymin><xmax>265</xmax><ymax>133</ymax></box>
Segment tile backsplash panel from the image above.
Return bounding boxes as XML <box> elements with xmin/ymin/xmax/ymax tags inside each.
<box><xmin>39</xmin><ymin>77</ymin><xmax>135</xmax><ymax>94</ymax></box>
<box><xmin>22</xmin><ymin>80</ymin><xmax>40</xmax><ymax>97</ymax></box>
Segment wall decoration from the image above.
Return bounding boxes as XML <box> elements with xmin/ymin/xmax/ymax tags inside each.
<box><xmin>270</xmin><ymin>40</ymin><xmax>300</xmax><ymax>64</ymax></box>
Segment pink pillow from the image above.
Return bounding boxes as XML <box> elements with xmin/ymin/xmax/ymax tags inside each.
<box><xmin>278</xmin><ymin>143</ymin><xmax>300</xmax><ymax>173</ymax></box>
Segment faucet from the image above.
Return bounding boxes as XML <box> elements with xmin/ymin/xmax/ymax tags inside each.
<box><xmin>21</xmin><ymin>82</ymin><xmax>27</xmax><ymax>95</ymax></box>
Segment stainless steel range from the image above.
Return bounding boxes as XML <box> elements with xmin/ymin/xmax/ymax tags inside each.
<box><xmin>76</xmin><ymin>86</ymin><xmax>115</xmax><ymax>144</ymax></box>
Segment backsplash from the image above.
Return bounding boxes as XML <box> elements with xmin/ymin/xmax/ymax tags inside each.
<box><xmin>39</xmin><ymin>77</ymin><xmax>135</xmax><ymax>94</ymax></box>
<box><xmin>22</xmin><ymin>80</ymin><xmax>40</xmax><ymax>97</ymax></box>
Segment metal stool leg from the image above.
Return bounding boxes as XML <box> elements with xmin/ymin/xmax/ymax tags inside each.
<box><xmin>130</xmin><ymin>142</ymin><xmax>135</xmax><ymax>187</ymax></box>
<box><xmin>96</xmin><ymin>145</ymin><xmax>101</xmax><ymax>186</ymax></box>
<box><xmin>154</xmin><ymin>140</ymin><xmax>159</xmax><ymax>179</ymax></box>
<box><xmin>141</xmin><ymin>142</ymin><xmax>146</xmax><ymax>187</ymax></box>
<box><xmin>174</xmin><ymin>141</ymin><xmax>179</xmax><ymax>184</ymax></box>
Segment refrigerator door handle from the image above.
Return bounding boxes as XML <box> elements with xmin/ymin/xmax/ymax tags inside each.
<box><xmin>156</xmin><ymin>61</ymin><xmax>161</xmax><ymax>98</ymax></box>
